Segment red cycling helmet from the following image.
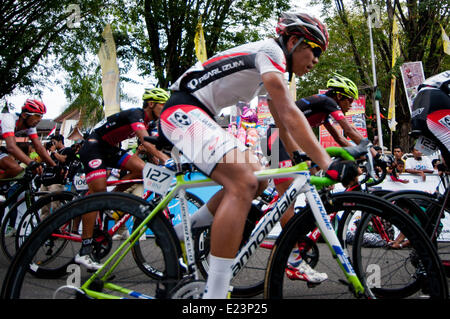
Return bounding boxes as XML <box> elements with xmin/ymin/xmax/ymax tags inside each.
<box><xmin>276</xmin><ymin>12</ymin><xmax>329</xmax><ymax>52</ymax></box>
<box><xmin>22</xmin><ymin>99</ymin><xmax>47</xmax><ymax>115</ymax></box>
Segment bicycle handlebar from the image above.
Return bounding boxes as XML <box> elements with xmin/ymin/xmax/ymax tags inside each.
<box><xmin>308</xmin><ymin>146</ymin><xmax>357</xmax><ymax>188</ymax></box>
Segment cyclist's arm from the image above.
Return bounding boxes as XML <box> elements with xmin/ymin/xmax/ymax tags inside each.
<box><xmin>134</xmin><ymin>129</ymin><xmax>170</xmax><ymax>164</ymax></box>
<box><xmin>262</xmin><ymin>72</ymin><xmax>332</xmax><ymax>170</ymax></box>
<box><xmin>334</xmin><ymin>118</ymin><xmax>378</xmax><ymax>158</ymax></box>
<box><xmin>323</xmin><ymin>121</ymin><xmax>352</xmax><ymax>147</ymax></box>
<box><xmin>30</xmin><ymin>136</ymin><xmax>57</xmax><ymax>167</ymax></box>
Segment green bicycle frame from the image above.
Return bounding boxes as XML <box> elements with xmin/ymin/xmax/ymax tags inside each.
<box><xmin>80</xmin><ymin>150</ymin><xmax>365</xmax><ymax>299</ymax></box>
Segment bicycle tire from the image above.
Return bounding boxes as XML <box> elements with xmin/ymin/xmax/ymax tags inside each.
<box><xmin>335</xmin><ymin>192</ymin><xmax>429</xmax><ymax>259</ymax></box>
<box><xmin>265</xmin><ymin>192</ymin><xmax>448</xmax><ymax>299</ymax></box>
<box><xmin>1</xmin><ymin>192</ymin><xmax>182</xmax><ymax>299</ymax></box>
<box><xmin>381</xmin><ymin>190</ymin><xmax>450</xmax><ymax>287</ymax></box>
<box><xmin>351</xmin><ymin>193</ymin><xmax>448</xmax><ymax>299</ymax></box>
<box><xmin>131</xmin><ymin>191</ymin><xmax>204</xmax><ymax>279</ymax></box>
<box><xmin>15</xmin><ymin>191</ymin><xmax>78</xmax><ymax>254</ymax></box>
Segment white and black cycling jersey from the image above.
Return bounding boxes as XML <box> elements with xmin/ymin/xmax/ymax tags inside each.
<box><xmin>170</xmin><ymin>38</ymin><xmax>286</xmax><ymax>115</ymax></box>
<box><xmin>0</xmin><ymin>113</ymin><xmax>38</xmax><ymax>139</ymax></box>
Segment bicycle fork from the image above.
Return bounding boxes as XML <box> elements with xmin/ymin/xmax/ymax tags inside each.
<box><xmin>304</xmin><ymin>185</ymin><xmax>366</xmax><ymax>298</ymax></box>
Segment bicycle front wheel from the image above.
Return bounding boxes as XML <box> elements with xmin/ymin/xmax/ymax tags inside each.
<box><xmin>353</xmin><ymin>190</ymin><xmax>449</xmax><ymax>298</ymax></box>
<box><xmin>1</xmin><ymin>192</ymin><xmax>181</xmax><ymax>299</ymax></box>
<box><xmin>351</xmin><ymin>193</ymin><xmax>448</xmax><ymax>299</ymax></box>
<box><xmin>265</xmin><ymin>192</ymin><xmax>448</xmax><ymax>299</ymax></box>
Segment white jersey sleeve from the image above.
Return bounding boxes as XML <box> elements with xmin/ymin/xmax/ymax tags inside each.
<box><xmin>0</xmin><ymin>113</ymin><xmax>38</xmax><ymax>139</ymax></box>
<box><xmin>254</xmin><ymin>40</ymin><xmax>286</xmax><ymax>75</ymax></box>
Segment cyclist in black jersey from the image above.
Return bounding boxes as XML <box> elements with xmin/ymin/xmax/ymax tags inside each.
<box><xmin>267</xmin><ymin>74</ymin><xmax>373</xmax><ymax>282</ymax></box>
<box><xmin>75</xmin><ymin>88</ymin><xmax>171</xmax><ymax>270</ymax></box>
<box><xmin>268</xmin><ymin>74</ymin><xmax>365</xmax><ymax>166</ymax></box>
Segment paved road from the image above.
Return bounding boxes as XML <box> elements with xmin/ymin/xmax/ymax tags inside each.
<box><xmin>0</xmin><ymin>240</ymin><xmax>358</xmax><ymax>299</ymax></box>
<box><xmin>1</xmin><ymin>239</ymin><xmax>448</xmax><ymax>299</ymax></box>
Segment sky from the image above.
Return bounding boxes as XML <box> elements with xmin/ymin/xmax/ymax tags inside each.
<box><xmin>4</xmin><ymin>2</ymin><xmax>323</xmax><ymax>120</ymax></box>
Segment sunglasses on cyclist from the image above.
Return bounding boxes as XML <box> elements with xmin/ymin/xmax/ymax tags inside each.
<box><xmin>342</xmin><ymin>96</ymin><xmax>354</xmax><ymax>103</ymax></box>
<box><xmin>25</xmin><ymin>112</ymin><xmax>43</xmax><ymax>118</ymax></box>
<box><xmin>304</xmin><ymin>40</ymin><xmax>322</xmax><ymax>58</ymax></box>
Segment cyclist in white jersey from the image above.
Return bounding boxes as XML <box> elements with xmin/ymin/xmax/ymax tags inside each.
<box><xmin>159</xmin><ymin>12</ymin><xmax>359</xmax><ymax>298</ymax></box>
<box><xmin>0</xmin><ymin>99</ymin><xmax>56</xmax><ymax>179</ymax></box>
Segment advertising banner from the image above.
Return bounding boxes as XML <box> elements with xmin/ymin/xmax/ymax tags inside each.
<box><xmin>256</xmin><ymin>95</ymin><xmax>272</xmax><ymax>128</ymax></box>
<box><xmin>400</xmin><ymin>61</ymin><xmax>425</xmax><ymax>114</ymax></box>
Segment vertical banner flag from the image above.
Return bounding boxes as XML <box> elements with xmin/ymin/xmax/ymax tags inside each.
<box><xmin>400</xmin><ymin>61</ymin><xmax>425</xmax><ymax>114</ymax></box>
<box><xmin>289</xmin><ymin>76</ymin><xmax>297</xmax><ymax>100</ymax></box>
<box><xmin>441</xmin><ymin>24</ymin><xmax>450</xmax><ymax>55</ymax></box>
<box><xmin>388</xmin><ymin>17</ymin><xmax>400</xmax><ymax>131</ymax></box>
<box><xmin>194</xmin><ymin>18</ymin><xmax>208</xmax><ymax>63</ymax></box>
<box><xmin>98</xmin><ymin>24</ymin><xmax>120</xmax><ymax>118</ymax></box>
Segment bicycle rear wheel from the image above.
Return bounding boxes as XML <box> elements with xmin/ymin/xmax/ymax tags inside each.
<box><xmin>131</xmin><ymin>191</ymin><xmax>203</xmax><ymax>279</ymax></box>
<box><xmin>1</xmin><ymin>192</ymin><xmax>181</xmax><ymax>299</ymax></box>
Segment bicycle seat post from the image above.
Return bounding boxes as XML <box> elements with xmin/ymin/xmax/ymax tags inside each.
<box><xmin>170</xmin><ymin>147</ymin><xmax>183</xmax><ymax>174</ymax></box>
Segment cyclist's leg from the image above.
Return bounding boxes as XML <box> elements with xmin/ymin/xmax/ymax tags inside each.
<box><xmin>77</xmin><ymin>138</ymin><xmax>108</xmax><ymax>270</ymax></box>
<box><xmin>205</xmin><ymin>149</ymin><xmax>262</xmax><ymax>298</ymax></box>
<box><xmin>0</xmin><ymin>154</ymin><xmax>23</xmax><ymax>179</ymax></box>
<box><xmin>159</xmin><ymin>93</ymin><xmax>265</xmax><ymax>298</ymax></box>
<box><xmin>111</xmin><ymin>152</ymin><xmax>144</xmax><ymax>192</ymax></box>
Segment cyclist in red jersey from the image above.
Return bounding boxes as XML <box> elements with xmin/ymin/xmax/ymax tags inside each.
<box><xmin>159</xmin><ymin>12</ymin><xmax>359</xmax><ymax>298</ymax></box>
<box><xmin>75</xmin><ymin>88</ymin><xmax>171</xmax><ymax>270</ymax></box>
<box><xmin>0</xmin><ymin>99</ymin><xmax>56</xmax><ymax>179</ymax></box>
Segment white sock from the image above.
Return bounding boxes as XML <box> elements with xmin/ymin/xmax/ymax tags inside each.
<box><xmin>203</xmin><ymin>254</ymin><xmax>233</xmax><ymax>299</ymax></box>
<box><xmin>174</xmin><ymin>204</ymin><xmax>214</xmax><ymax>240</ymax></box>
<box><xmin>288</xmin><ymin>247</ymin><xmax>301</xmax><ymax>266</ymax></box>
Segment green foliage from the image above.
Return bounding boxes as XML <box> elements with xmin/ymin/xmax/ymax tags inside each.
<box><xmin>305</xmin><ymin>0</ymin><xmax>449</xmax><ymax>150</ymax></box>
